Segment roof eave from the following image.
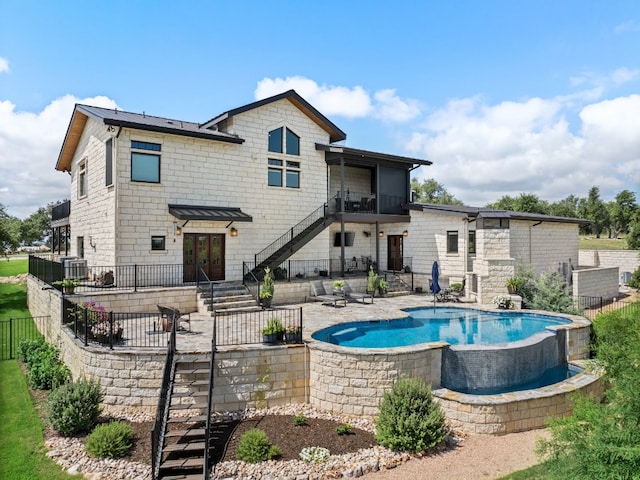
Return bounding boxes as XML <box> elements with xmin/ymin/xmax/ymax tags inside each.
<box><xmin>55</xmin><ymin>107</ymin><xmax>89</xmax><ymax>172</ymax></box>
<box><xmin>103</xmin><ymin>118</ymin><xmax>244</xmax><ymax>144</ymax></box>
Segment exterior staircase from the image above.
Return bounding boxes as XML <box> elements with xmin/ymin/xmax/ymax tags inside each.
<box><xmin>382</xmin><ymin>273</ymin><xmax>413</xmax><ymax>297</ymax></box>
<box><xmin>197</xmin><ymin>281</ymin><xmax>260</xmax><ymax>314</ymax></box>
<box><xmin>156</xmin><ymin>354</ymin><xmax>212</xmax><ymax>480</ymax></box>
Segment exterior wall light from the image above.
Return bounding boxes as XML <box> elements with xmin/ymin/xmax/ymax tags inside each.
<box><xmin>403</xmin><ymin>230</ymin><xmax>409</xmax><ymax>237</ymax></box>
<box><xmin>230</xmin><ymin>227</ymin><xmax>238</xmax><ymax>237</ymax></box>
<box><xmin>174</xmin><ymin>222</ymin><xmax>182</xmax><ymax>236</ymax></box>
<box><xmin>378</xmin><ymin>231</ymin><xmax>384</xmax><ymax>237</ymax></box>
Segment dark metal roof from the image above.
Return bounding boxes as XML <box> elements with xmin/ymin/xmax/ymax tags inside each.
<box><xmin>316</xmin><ymin>143</ymin><xmax>431</xmax><ymax>168</ymax></box>
<box><xmin>77</xmin><ymin>105</ymin><xmax>245</xmax><ymax>144</ymax></box>
<box><xmin>409</xmin><ymin>202</ymin><xmax>590</xmax><ymax>225</ymax></box>
<box><xmin>200</xmin><ymin>90</ymin><xmax>347</xmax><ymax>143</ymax></box>
<box><xmin>168</xmin><ymin>204</ymin><xmax>253</xmax><ymax>222</ymax></box>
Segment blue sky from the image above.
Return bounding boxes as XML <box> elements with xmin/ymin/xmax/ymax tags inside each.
<box><xmin>1</xmin><ymin>0</ymin><xmax>639</xmax><ymax>218</ymax></box>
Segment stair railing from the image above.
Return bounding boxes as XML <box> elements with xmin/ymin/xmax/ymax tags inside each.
<box><xmin>203</xmin><ymin>326</ymin><xmax>216</xmax><ymax>479</ymax></box>
<box><xmin>254</xmin><ymin>197</ymin><xmax>334</xmax><ymax>269</ymax></box>
<box><xmin>151</xmin><ymin>310</ymin><xmax>178</xmax><ymax>480</ymax></box>
<box><xmin>243</xmin><ymin>262</ymin><xmax>262</xmax><ymax>303</ymax></box>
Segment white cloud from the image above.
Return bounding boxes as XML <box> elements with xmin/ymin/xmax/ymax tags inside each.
<box><xmin>0</xmin><ymin>95</ymin><xmax>117</xmax><ymax>218</ymax></box>
<box><xmin>407</xmin><ymin>93</ymin><xmax>640</xmax><ymax>206</ymax></box>
<box><xmin>254</xmin><ymin>76</ymin><xmax>420</xmax><ymax>122</ymax></box>
<box><xmin>614</xmin><ymin>20</ymin><xmax>640</xmax><ymax>34</ymax></box>
<box><xmin>570</xmin><ymin>67</ymin><xmax>640</xmax><ymax>90</ymax></box>
<box><xmin>0</xmin><ymin>57</ymin><xmax>9</xmax><ymax>74</ymax></box>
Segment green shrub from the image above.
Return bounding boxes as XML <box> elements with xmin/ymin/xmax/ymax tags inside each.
<box><xmin>293</xmin><ymin>414</ymin><xmax>307</xmax><ymax>426</ymax></box>
<box><xmin>629</xmin><ymin>267</ymin><xmax>640</xmax><ymax>289</ymax></box>
<box><xmin>375</xmin><ymin>377</ymin><xmax>447</xmax><ymax>453</ymax></box>
<box><xmin>336</xmin><ymin>423</ymin><xmax>351</xmax><ymax>435</ymax></box>
<box><xmin>23</xmin><ymin>341</ymin><xmax>71</xmax><ymax>390</ymax></box>
<box><xmin>85</xmin><ymin>421</ymin><xmax>133</xmax><ymax>458</ymax></box>
<box><xmin>530</xmin><ymin>271</ymin><xmax>580</xmax><ymax>314</ymax></box>
<box><xmin>236</xmin><ymin>428</ymin><xmax>280</xmax><ymax>463</ymax></box>
<box><xmin>48</xmin><ymin>378</ymin><xmax>103</xmax><ymax>436</ymax></box>
<box><xmin>17</xmin><ymin>337</ymin><xmax>45</xmax><ymax>363</ymax></box>
<box><xmin>513</xmin><ymin>263</ymin><xmax>536</xmax><ymax>307</ymax></box>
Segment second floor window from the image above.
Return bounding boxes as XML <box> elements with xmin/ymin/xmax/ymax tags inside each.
<box><xmin>131</xmin><ymin>141</ymin><xmax>161</xmax><ymax>183</ymax></box>
<box><xmin>268</xmin><ymin>159</ymin><xmax>300</xmax><ymax>188</ymax></box>
<box><xmin>468</xmin><ymin>230</ymin><xmax>476</xmax><ymax>255</ymax></box>
<box><xmin>447</xmin><ymin>231</ymin><xmax>459</xmax><ymax>254</ymax></box>
<box><xmin>78</xmin><ymin>159</ymin><xmax>88</xmax><ymax>198</ymax></box>
<box><xmin>268</xmin><ymin>127</ymin><xmax>300</xmax><ymax>155</ymax></box>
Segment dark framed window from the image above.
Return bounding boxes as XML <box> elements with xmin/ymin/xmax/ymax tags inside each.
<box><xmin>131</xmin><ymin>141</ymin><xmax>161</xmax><ymax>151</ymax></box>
<box><xmin>151</xmin><ymin>236</ymin><xmax>166</xmax><ymax>250</ymax></box>
<box><xmin>131</xmin><ymin>152</ymin><xmax>160</xmax><ymax>183</ymax></box>
<box><xmin>267</xmin><ymin>159</ymin><xmax>283</xmax><ymax>186</ymax></box>
<box><xmin>285</xmin><ymin>128</ymin><xmax>300</xmax><ymax>155</ymax></box>
<box><xmin>78</xmin><ymin>160</ymin><xmax>87</xmax><ymax>197</ymax></box>
<box><xmin>481</xmin><ymin>218</ymin><xmax>510</xmax><ymax>229</ymax></box>
<box><xmin>77</xmin><ymin>236</ymin><xmax>85</xmax><ymax>259</ymax></box>
<box><xmin>468</xmin><ymin>230</ymin><xmax>476</xmax><ymax>254</ymax></box>
<box><xmin>447</xmin><ymin>231</ymin><xmax>459</xmax><ymax>254</ymax></box>
<box><xmin>286</xmin><ymin>161</ymin><xmax>300</xmax><ymax>188</ymax></box>
<box><xmin>105</xmin><ymin>138</ymin><xmax>113</xmax><ymax>186</ymax></box>
<box><xmin>268</xmin><ymin>127</ymin><xmax>283</xmax><ymax>153</ymax></box>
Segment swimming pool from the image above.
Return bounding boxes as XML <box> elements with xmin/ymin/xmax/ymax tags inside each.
<box><xmin>311</xmin><ymin>307</ymin><xmax>571</xmax><ymax>348</ymax></box>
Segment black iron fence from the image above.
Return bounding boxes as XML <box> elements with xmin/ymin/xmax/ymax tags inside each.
<box><xmin>62</xmin><ymin>298</ymin><xmax>169</xmax><ymax>349</ymax></box>
<box><xmin>576</xmin><ymin>296</ymin><xmax>640</xmax><ymax>319</ymax></box>
<box><xmin>213</xmin><ymin>307</ymin><xmax>303</xmax><ymax>347</ymax></box>
<box><xmin>29</xmin><ymin>255</ymin><xmax>64</xmax><ymax>286</ymax></box>
<box><xmin>0</xmin><ymin>316</ymin><xmax>46</xmax><ymax>360</ymax></box>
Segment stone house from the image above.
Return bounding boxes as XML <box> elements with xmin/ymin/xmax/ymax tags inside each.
<box><xmin>51</xmin><ymin>89</ymin><xmax>597</xmax><ymax>304</ymax></box>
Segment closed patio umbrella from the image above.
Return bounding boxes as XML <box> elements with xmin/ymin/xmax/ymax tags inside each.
<box><xmin>430</xmin><ymin>261</ymin><xmax>441</xmax><ymax>306</ymax></box>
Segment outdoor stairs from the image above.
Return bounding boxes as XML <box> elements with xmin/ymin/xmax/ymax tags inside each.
<box><xmin>197</xmin><ymin>280</ymin><xmax>260</xmax><ymax>315</ymax></box>
<box><xmin>383</xmin><ymin>273</ymin><xmax>413</xmax><ymax>297</ymax></box>
<box><xmin>158</xmin><ymin>355</ymin><xmax>213</xmax><ymax>480</ymax></box>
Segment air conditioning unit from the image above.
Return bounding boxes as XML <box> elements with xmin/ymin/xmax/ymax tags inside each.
<box><xmin>66</xmin><ymin>259</ymin><xmax>88</xmax><ymax>279</ymax></box>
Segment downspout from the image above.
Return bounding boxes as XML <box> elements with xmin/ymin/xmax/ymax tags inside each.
<box><xmin>113</xmin><ymin>127</ymin><xmax>122</xmax><ymax>267</ymax></box>
<box><xmin>529</xmin><ymin>221</ymin><xmax>542</xmax><ymax>264</ymax></box>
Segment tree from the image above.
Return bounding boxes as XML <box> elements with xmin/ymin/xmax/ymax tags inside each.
<box><xmin>20</xmin><ymin>205</ymin><xmax>53</xmax><ymax>245</ymax></box>
<box><xmin>608</xmin><ymin>190</ymin><xmax>637</xmax><ymax>238</ymax></box>
<box><xmin>549</xmin><ymin>195</ymin><xmax>580</xmax><ymax>218</ymax></box>
<box><xmin>627</xmin><ymin>208</ymin><xmax>640</xmax><ymax>250</ymax></box>
<box><xmin>486</xmin><ymin>193</ymin><xmax>549</xmax><ymax>214</ymax></box>
<box><xmin>410</xmin><ymin>178</ymin><xmax>463</xmax><ymax>205</ymax></box>
<box><xmin>0</xmin><ymin>204</ymin><xmax>20</xmax><ymax>254</ymax></box>
<box><xmin>579</xmin><ymin>186</ymin><xmax>609</xmax><ymax>238</ymax></box>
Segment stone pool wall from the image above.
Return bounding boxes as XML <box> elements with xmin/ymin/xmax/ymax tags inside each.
<box><xmin>307</xmin><ymin>342</ymin><xmax>445</xmax><ymax>416</ymax></box>
<box><xmin>434</xmin><ymin>365</ymin><xmax>604</xmax><ymax>434</ymax></box>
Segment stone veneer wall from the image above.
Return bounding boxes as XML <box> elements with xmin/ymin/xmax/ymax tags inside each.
<box><xmin>308</xmin><ymin>343</ymin><xmax>444</xmax><ymax>416</ymax></box>
<box><xmin>579</xmin><ymin>249</ymin><xmax>639</xmax><ymax>280</ymax></box>
<box><xmin>572</xmin><ymin>266</ymin><xmax>619</xmax><ymax>301</ymax></box>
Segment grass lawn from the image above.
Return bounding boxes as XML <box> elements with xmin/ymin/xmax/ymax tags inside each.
<box><xmin>0</xmin><ymin>258</ymin><xmax>28</xmax><ymax>277</ymax></box>
<box><xmin>0</xmin><ymin>283</ymin><xmax>29</xmax><ymax>320</ymax></box>
<box><xmin>579</xmin><ymin>236</ymin><xmax>629</xmax><ymax>250</ymax></box>
<box><xmin>0</xmin><ymin>361</ymin><xmax>81</xmax><ymax>480</ymax></box>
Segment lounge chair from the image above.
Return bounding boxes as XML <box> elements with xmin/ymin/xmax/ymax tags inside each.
<box><xmin>309</xmin><ymin>281</ymin><xmax>347</xmax><ymax>307</ymax></box>
<box><xmin>450</xmin><ymin>278</ymin><xmax>466</xmax><ymax>302</ymax></box>
<box><xmin>343</xmin><ymin>281</ymin><xmax>373</xmax><ymax>304</ymax></box>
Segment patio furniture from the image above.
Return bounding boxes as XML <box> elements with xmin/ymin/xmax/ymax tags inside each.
<box><xmin>309</xmin><ymin>281</ymin><xmax>347</xmax><ymax>307</ymax></box>
<box><xmin>343</xmin><ymin>281</ymin><xmax>373</xmax><ymax>304</ymax></box>
<box><xmin>157</xmin><ymin>305</ymin><xmax>191</xmax><ymax>331</ymax></box>
<box><xmin>450</xmin><ymin>278</ymin><xmax>466</xmax><ymax>302</ymax></box>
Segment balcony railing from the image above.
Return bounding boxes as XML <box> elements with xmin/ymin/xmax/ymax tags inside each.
<box><xmin>329</xmin><ymin>191</ymin><xmax>408</xmax><ymax>215</ymax></box>
<box><xmin>52</xmin><ymin>200</ymin><xmax>70</xmax><ymax>221</ymax></box>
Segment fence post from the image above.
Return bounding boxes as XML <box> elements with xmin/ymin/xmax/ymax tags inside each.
<box><xmin>134</xmin><ymin>264</ymin><xmax>138</xmax><ymax>292</ymax></box>
<box><xmin>109</xmin><ymin>311</ymin><xmax>114</xmax><ymax>350</ymax></box>
<box><xmin>9</xmin><ymin>318</ymin><xmax>13</xmax><ymax>360</ymax></box>
<box><xmin>83</xmin><ymin>307</ymin><xmax>88</xmax><ymax>346</ymax></box>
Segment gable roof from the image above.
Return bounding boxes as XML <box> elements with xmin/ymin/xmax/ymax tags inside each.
<box><xmin>56</xmin><ymin>104</ymin><xmax>244</xmax><ymax>172</ymax></box>
<box><xmin>409</xmin><ymin>202</ymin><xmax>590</xmax><ymax>225</ymax></box>
<box><xmin>200</xmin><ymin>90</ymin><xmax>347</xmax><ymax>143</ymax></box>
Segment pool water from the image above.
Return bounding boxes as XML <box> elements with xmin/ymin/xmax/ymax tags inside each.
<box><xmin>311</xmin><ymin>307</ymin><xmax>571</xmax><ymax>348</ymax></box>
<box><xmin>455</xmin><ymin>365</ymin><xmax>579</xmax><ymax>395</ymax></box>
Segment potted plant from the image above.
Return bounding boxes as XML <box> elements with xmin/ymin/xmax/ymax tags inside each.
<box><xmin>262</xmin><ymin>317</ymin><xmax>285</xmax><ymax>344</ymax></box>
<box><xmin>90</xmin><ymin>319</ymin><xmax>123</xmax><ymax>344</ymax></box>
<box><xmin>493</xmin><ymin>295</ymin><xmax>513</xmax><ymax>309</ymax></box>
<box><xmin>505</xmin><ymin>277</ymin><xmax>521</xmax><ymax>295</ymax></box>
<box><xmin>366</xmin><ymin>266</ymin><xmax>378</xmax><ymax>296</ymax></box>
<box><xmin>332</xmin><ymin>280</ymin><xmax>345</xmax><ymax>293</ymax></box>
<box><xmin>260</xmin><ymin>267</ymin><xmax>274</xmax><ymax>308</ymax></box>
<box><xmin>377</xmin><ymin>279</ymin><xmax>388</xmax><ymax>297</ymax></box>
<box><xmin>285</xmin><ymin>324</ymin><xmax>302</xmax><ymax>344</ymax></box>
<box><xmin>53</xmin><ymin>277</ymin><xmax>80</xmax><ymax>294</ymax></box>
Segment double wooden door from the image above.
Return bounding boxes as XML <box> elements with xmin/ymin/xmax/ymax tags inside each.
<box><xmin>183</xmin><ymin>233</ymin><xmax>225</xmax><ymax>282</ymax></box>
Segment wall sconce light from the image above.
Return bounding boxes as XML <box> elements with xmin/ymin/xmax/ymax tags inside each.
<box><xmin>403</xmin><ymin>230</ymin><xmax>409</xmax><ymax>237</ymax></box>
<box><xmin>174</xmin><ymin>222</ymin><xmax>182</xmax><ymax>236</ymax></box>
<box><xmin>363</xmin><ymin>231</ymin><xmax>371</xmax><ymax>237</ymax></box>
<box><xmin>89</xmin><ymin>236</ymin><xmax>96</xmax><ymax>249</ymax></box>
<box><xmin>378</xmin><ymin>231</ymin><xmax>384</xmax><ymax>238</ymax></box>
<box><xmin>230</xmin><ymin>227</ymin><xmax>238</xmax><ymax>237</ymax></box>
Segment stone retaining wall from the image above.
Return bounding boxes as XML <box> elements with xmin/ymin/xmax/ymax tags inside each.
<box><xmin>579</xmin><ymin>249</ymin><xmax>639</xmax><ymax>278</ymax></box>
<box><xmin>572</xmin><ymin>266</ymin><xmax>619</xmax><ymax>301</ymax></box>
<box><xmin>308</xmin><ymin>342</ymin><xmax>444</xmax><ymax>416</ymax></box>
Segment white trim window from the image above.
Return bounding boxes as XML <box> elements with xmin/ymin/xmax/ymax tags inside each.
<box><xmin>78</xmin><ymin>159</ymin><xmax>88</xmax><ymax>198</ymax></box>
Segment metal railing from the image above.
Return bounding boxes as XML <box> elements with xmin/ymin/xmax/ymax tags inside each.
<box><xmin>29</xmin><ymin>255</ymin><xmax>64</xmax><ymax>285</ymax></box>
<box><xmin>151</xmin><ymin>310</ymin><xmax>178</xmax><ymax>480</ymax></box>
<box><xmin>576</xmin><ymin>296</ymin><xmax>640</xmax><ymax>319</ymax></box>
<box><xmin>213</xmin><ymin>307</ymin><xmax>303</xmax><ymax>346</ymax></box>
<box><xmin>254</xmin><ymin>200</ymin><xmax>330</xmax><ymax>269</ymax></box>
<box><xmin>62</xmin><ymin>298</ymin><xmax>169</xmax><ymax>349</ymax></box>
<box><xmin>0</xmin><ymin>317</ymin><xmax>46</xmax><ymax>360</ymax></box>
<box><xmin>328</xmin><ymin>191</ymin><xmax>408</xmax><ymax>215</ymax></box>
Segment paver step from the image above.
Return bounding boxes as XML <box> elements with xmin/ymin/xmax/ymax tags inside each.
<box><xmin>171</xmin><ymin>389</ymin><xmax>209</xmax><ymax>398</ymax></box>
<box><xmin>160</xmin><ymin>474</ymin><xmax>204</xmax><ymax>480</ymax></box>
<box><xmin>169</xmin><ymin>402</ymin><xmax>208</xmax><ymax>410</ymax></box>
<box><xmin>167</xmin><ymin>415</ymin><xmax>208</xmax><ymax>423</ymax></box>
<box><xmin>206</xmin><ymin>294</ymin><xmax>254</xmax><ymax>303</ymax></box>
<box><xmin>165</xmin><ymin>428</ymin><xmax>206</xmax><ymax>438</ymax></box>
<box><xmin>175</xmin><ymin>368</ymin><xmax>210</xmax><ymax>375</ymax></box>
